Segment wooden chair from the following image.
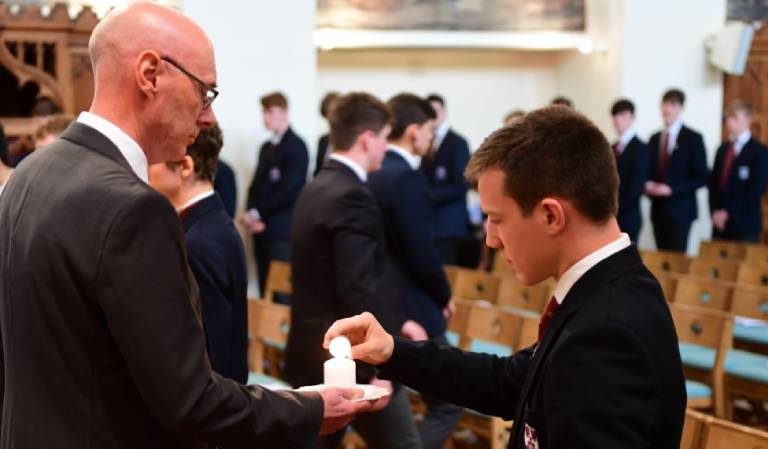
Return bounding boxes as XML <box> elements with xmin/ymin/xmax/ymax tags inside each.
<box><xmin>670</xmin><ymin>304</ymin><xmax>733</xmax><ymax>417</ymax></box>
<box><xmin>247</xmin><ymin>300</ymin><xmax>291</xmax><ymax>388</ymax></box>
<box><xmin>263</xmin><ymin>260</ymin><xmax>292</xmax><ymax>302</ymax></box>
<box><xmin>681</xmin><ymin>408</ymin><xmax>710</xmax><ymax>449</ymax></box>
<box><xmin>724</xmin><ymin>286</ymin><xmax>768</xmax><ymax>420</ymax></box>
<box><xmin>744</xmin><ymin>244</ymin><xmax>768</xmax><ymax>264</ymax></box>
<box><xmin>688</xmin><ymin>258</ymin><xmax>740</xmax><ymax>282</ymax></box>
<box><xmin>496</xmin><ymin>274</ymin><xmax>552</xmax><ymax>313</ymax></box>
<box><xmin>443</xmin><ymin>264</ymin><xmax>462</xmax><ymax>290</ymax></box>
<box><xmin>650</xmin><ymin>271</ymin><xmax>679</xmax><ymax>303</ymax></box>
<box><xmin>640</xmin><ymin>250</ymin><xmax>690</xmax><ymax>275</ymax></box>
<box><xmin>736</xmin><ymin>261</ymin><xmax>768</xmax><ymax>288</ymax></box>
<box><xmin>672</xmin><ymin>277</ymin><xmax>733</xmax><ymax>312</ymax></box>
<box><xmin>452</xmin><ymin>269</ymin><xmax>501</xmax><ymax>304</ymax></box>
<box><xmin>492</xmin><ymin>251</ymin><xmax>514</xmax><ymax>275</ymax></box>
<box><xmin>699</xmin><ymin>241</ymin><xmax>746</xmax><ymax>260</ymax></box>
<box><xmin>699</xmin><ymin>415</ymin><xmax>768</xmax><ymax>449</ymax></box>
<box><xmin>455</xmin><ymin>304</ymin><xmax>540</xmax><ymax>449</ymax></box>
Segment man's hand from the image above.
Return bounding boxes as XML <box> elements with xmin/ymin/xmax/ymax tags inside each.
<box><xmin>712</xmin><ymin>209</ymin><xmax>729</xmax><ymax>231</ymax></box>
<box><xmin>238</xmin><ymin>212</ymin><xmax>266</xmax><ymax>234</ymax></box>
<box><xmin>316</xmin><ymin>387</ymin><xmax>371</xmax><ymax>435</ymax></box>
<box><xmin>645</xmin><ymin>181</ymin><xmax>672</xmax><ymax>197</ymax></box>
<box><xmin>443</xmin><ymin>300</ymin><xmax>456</xmax><ymax>321</ymax></box>
<box><xmin>324</xmin><ymin>312</ymin><xmax>395</xmax><ymax>365</ymax></box>
<box><xmin>401</xmin><ymin>320</ymin><xmax>428</xmax><ymax>342</ymax></box>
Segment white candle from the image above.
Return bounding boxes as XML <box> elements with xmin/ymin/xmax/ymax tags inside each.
<box><xmin>324</xmin><ymin>336</ymin><xmax>356</xmax><ymax>386</ymax></box>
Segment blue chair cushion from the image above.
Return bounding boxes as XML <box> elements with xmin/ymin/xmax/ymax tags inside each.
<box><xmin>247</xmin><ymin>372</ymin><xmax>291</xmax><ymax>390</ymax></box>
<box><xmin>686</xmin><ymin>380</ymin><xmax>712</xmax><ymax>399</ymax></box>
<box><xmin>470</xmin><ymin>339</ymin><xmax>512</xmax><ymax>357</ymax></box>
<box><xmin>733</xmin><ymin>324</ymin><xmax>768</xmax><ymax>346</ymax></box>
<box><xmin>725</xmin><ymin>349</ymin><xmax>768</xmax><ymax>383</ymax></box>
<box><xmin>263</xmin><ymin>339</ymin><xmax>286</xmax><ymax>351</ymax></box>
<box><xmin>679</xmin><ymin>342</ymin><xmax>716</xmax><ymax>370</ymax></box>
<box><xmin>445</xmin><ymin>331</ymin><xmax>460</xmax><ymax>347</ymax></box>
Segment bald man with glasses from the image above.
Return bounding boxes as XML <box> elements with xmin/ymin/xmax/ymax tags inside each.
<box><xmin>0</xmin><ymin>3</ymin><xmax>372</xmax><ymax>449</ymax></box>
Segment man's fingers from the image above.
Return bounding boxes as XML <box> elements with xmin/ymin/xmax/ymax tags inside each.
<box><xmin>323</xmin><ymin>315</ymin><xmax>366</xmax><ymax>348</ymax></box>
<box><xmin>350</xmin><ymin>339</ymin><xmax>379</xmax><ymax>361</ymax></box>
<box><xmin>337</xmin><ymin>387</ymin><xmax>364</xmax><ymax>400</ymax></box>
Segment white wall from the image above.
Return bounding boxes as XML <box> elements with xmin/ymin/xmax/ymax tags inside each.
<box><xmin>182</xmin><ymin>0</ymin><xmax>317</xmax><ymax>295</ymax></box>
<box><xmin>317</xmin><ymin>50</ymin><xmax>559</xmax><ymax>155</ymax></box>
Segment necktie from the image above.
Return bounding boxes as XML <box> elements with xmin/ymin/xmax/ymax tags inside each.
<box><xmin>656</xmin><ymin>131</ymin><xmax>670</xmax><ymax>182</ymax></box>
<box><xmin>719</xmin><ymin>143</ymin><xmax>736</xmax><ymax>190</ymax></box>
<box><xmin>538</xmin><ymin>296</ymin><xmax>561</xmax><ymax>343</ymax></box>
<box><xmin>612</xmin><ymin>142</ymin><xmax>620</xmax><ymax>160</ymax></box>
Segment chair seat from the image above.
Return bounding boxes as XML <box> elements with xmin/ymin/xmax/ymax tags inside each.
<box><xmin>470</xmin><ymin>339</ymin><xmax>512</xmax><ymax>357</ymax></box>
<box><xmin>446</xmin><ymin>331</ymin><xmax>460</xmax><ymax>347</ymax></box>
<box><xmin>247</xmin><ymin>372</ymin><xmax>291</xmax><ymax>390</ymax></box>
<box><xmin>679</xmin><ymin>342</ymin><xmax>716</xmax><ymax>370</ymax></box>
<box><xmin>724</xmin><ymin>349</ymin><xmax>768</xmax><ymax>383</ymax></box>
<box><xmin>733</xmin><ymin>324</ymin><xmax>768</xmax><ymax>346</ymax></box>
<box><xmin>686</xmin><ymin>380</ymin><xmax>712</xmax><ymax>399</ymax></box>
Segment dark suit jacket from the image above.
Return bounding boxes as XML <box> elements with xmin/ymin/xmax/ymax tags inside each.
<box><xmin>420</xmin><ymin>129</ymin><xmax>470</xmax><ymax>239</ymax></box>
<box><xmin>314</xmin><ymin>133</ymin><xmax>330</xmax><ymax>177</ymax></box>
<box><xmin>648</xmin><ymin>125</ymin><xmax>709</xmax><ymax>224</ymax></box>
<box><xmin>709</xmin><ymin>137</ymin><xmax>768</xmax><ymax>239</ymax></box>
<box><xmin>213</xmin><ymin>159</ymin><xmax>237</xmax><ymax>218</ymax></box>
<box><xmin>0</xmin><ymin>122</ymin><xmax>322</xmax><ymax>449</ymax></box>
<box><xmin>285</xmin><ymin>159</ymin><xmax>406</xmax><ymax>388</ymax></box>
<box><xmin>182</xmin><ymin>193</ymin><xmax>248</xmax><ymax>384</ymax></box>
<box><xmin>379</xmin><ymin>246</ymin><xmax>686</xmax><ymax>449</ymax></box>
<box><xmin>368</xmin><ymin>151</ymin><xmax>451</xmax><ymax>338</ymax></box>
<box><xmin>246</xmin><ymin>127</ymin><xmax>308</xmax><ymax>240</ymax></box>
<box><xmin>616</xmin><ymin>136</ymin><xmax>651</xmax><ymax>236</ymax></box>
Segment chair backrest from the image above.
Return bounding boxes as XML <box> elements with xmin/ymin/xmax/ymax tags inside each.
<box><xmin>729</xmin><ymin>286</ymin><xmax>768</xmax><ymax>321</ymax></box>
<box><xmin>744</xmin><ymin>244</ymin><xmax>768</xmax><ymax>264</ymax></box>
<box><xmin>673</xmin><ymin>277</ymin><xmax>733</xmax><ymax>312</ymax></box>
<box><xmin>688</xmin><ymin>258</ymin><xmax>740</xmax><ymax>282</ymax></box>
<box><xmin>700</xmin><ymin>415</ymin><xmax>768</xmax><ymax>449</ymax></box>
<box><xmin>247</xmin><ymin>300</ymin><xmax>291</xmax><ymax>374</ymax></box>
<box><xmin>681</xmin><ymin>409</ymin><xmax>709</xmax><ymax>449</ymax></box>
<box><xmin>736</xmin><ymin>261</ymin><xmax>768</xmax><ymax>288</ymax></box>
<box><xmin>652</xmin><ymin>271</ymin><xmax>679</xmax><ymax>303</ymax></box>
<box><xmin>699</xmin><ymin>241</ymin><xmax>746</xmax><ymax>260</ymax></box>
<box><xmin>447</xmin><ymin>299</ymin><xmax>474</xmax><ymax>348</ymax></box>
<box><xmin>453</xmin><ymin>269</ymin><xmax>501</xmax><ymax>304</ymax></box>
<box><xmin>492</xmin><ymin>251</ymin><xmax>514</xmax><ymax>274</ymax></box>
<box><xmin>496</xmin><ymin>274</ymin><xmax>552</xmax><ymax>313</ymax></box>
<box><xmin>264</xmin><ymin>260</ymin><xmax>292</xmax><ymax>302</ymax></box>
<box><xmin>641</xmin><ymin>250</ymin><xmax>690</xmax><ymax>275</ymax></box>
<box><xmin>443</xmin><ymin>265</ymin><xmax>461</xmax><ymax>290</ymax></box>
<box><xmin>462</xmin><ymin>303</ymin><xmax>540</xmax><ymax>353</ymax></box>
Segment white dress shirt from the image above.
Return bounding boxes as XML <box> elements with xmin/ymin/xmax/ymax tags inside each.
<box><xmin>731</xmin><ymin>130</ymin><xmax>752</xmax><ymax>157</ymax></box>
<box><xmin>662</xmin><ymin>118</ymin><xmax>684</xmax><ymax>155</ymax></box>
<box><xmin>77</xmin><ymin>111</ymin><xmax>148</xmax><ymax>183</ymax></box>
<box><xmin>387</xmin><ymin>145</ymin><xmax>420</xmax><ymax>170</ymax></box>
<box><xmin>616</xmin><ymin>128</ymin><xmax>636</xmax><ymax>155</ymax></box>
<box><xmin>329</xmin><ymin>153</ymin><xmax>367</xmax><ymax>182</ymax></box>
<box><xmin>433</xmin><ymin>121</ymin><xmax>450</xmax><ymax>150</ymax></box>
<box><xmin>553</xmin><ymin>233</ymin><xmax>632</xmax><ymax>304</ymax></box>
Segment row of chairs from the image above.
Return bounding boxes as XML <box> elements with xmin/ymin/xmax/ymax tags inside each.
<box><xmin>642</xmin><ymin>249</ymin><xmax>768</xmax><ymax>288</ymax></box>
<box><xmin>683</xmin><ymin>408</ymin><xmax>768</xmax><ymax>449</ymax></box>
<box><xmin>699</xmin><ymin>240</ymin><xmax>768</xmax><ymax>264</ymax></box>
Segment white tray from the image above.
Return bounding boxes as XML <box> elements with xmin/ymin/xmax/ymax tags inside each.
<box><xmin>297</xmin><ymin>384</ymin><xmax>390</xmax><ymax>401</ymax></box>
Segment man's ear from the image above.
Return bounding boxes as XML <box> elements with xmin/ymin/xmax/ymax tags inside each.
<box><xmin>135</xmin><ymin>51</ymin><xmax>162</xmax><ymax>98</ymax></box>
<box><xmin>539</xmin><ymin>197</ymin><xmax>566</xmax><ymax>236</ymax></box>
<box><xmin>179</xmin><ymin>155</ymin><xmax>194</xmax><ymax>179</ymax></box>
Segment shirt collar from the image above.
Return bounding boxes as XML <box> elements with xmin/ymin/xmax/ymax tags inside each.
<box><xmin>433</xmin><ymin>121</ymin><xmax>450</xmax><ymax>148</ymax></box>
<box><xmin>733</xmin><ymin>130</ymin><xmax>751</xmax><ymax>155</ymax></box>
<box><xmin>77</xmin><ymin>111</ymin><xmax>148</xmax><ymax>183</ymax></box>
<box><xmin>618</xmin><ymin>128</ymin><xmax>635</xmax><ymax>148</ymax></box>
<box><xmin>176</xmin><ymin>190</ymin><xmax>215</xmax><ymax>214</ymax></box>
<box><xmin>553</xmin><ymin>233</ymin><xmax>632</xmax><ymax>304</ymax></box>
<box><xmin>666</xmin><ymin>118</ymin><xmax>683</xmax><ymax>137</ymax></box>
<box><xmin>387</xmin><ymin>144</ymin><xmax>421</xmax><ymax>170</ymax></box>
<box><xmin>330</xmin><ymin>153</ymin><xmax>367</xmax><ymax>182</ymax></box>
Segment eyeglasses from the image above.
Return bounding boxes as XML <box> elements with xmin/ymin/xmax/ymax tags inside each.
<box><xmin>161</xmin><ymin>56</ymin><xmax>218</xmax><ymax>109</ymax></box>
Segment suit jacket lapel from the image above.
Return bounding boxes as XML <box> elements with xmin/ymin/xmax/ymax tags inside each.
<box><xmin>59</xmin><ymin>122</ymin><xmax>138</xmax><ymax>180</ymax></box>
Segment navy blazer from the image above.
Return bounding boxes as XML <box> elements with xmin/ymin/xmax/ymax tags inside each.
<box><xmin>213</xmin><ymin>159</ymin><xmax>237</xmax><ymax>218</ymax></box>
<box><xmin>182</xmin><ymin>193</ymin><xmax>249</xmax><ymax>384</ymax></box>
<box><xmin>616</xmin><ymin>136</ymin><xmax>651</xmax><ymax>236</ymax></box>
<box><xmin>648</xmin><ymin>125</ymin><xmax>709</xmax><ymax>224</ymax></box>
<box><xmin>285</xmin><ymin>159</ymin><xmax>406</xmax><ymax>388</ymax></box>
<box><xmin>314</xmin><ymin>133</ymin><xmax>330</xmax><ymax>177</ymax></box>
<box><xmin>369</xmin><ymin>151</ymin><xmax>452</xmax><ymax>337</ymax></box>
<box><xmin>246</xmin><ymin>127</ymin><xmax>308</xmax><ymax>240</ymax></box>
<box><xmin>709</xmin><ymin>137</ymin><xmax>768</xmax><ymax>238</ymax></box>
<box><xmin>379</xmin><ymin>245</ymin><xmax>686</xmax><ymax>449</ymax></box>
<box><xmin>420</xmin><ymin>129</ymin><xmax>471</xmax><ymax>239</ymax></box>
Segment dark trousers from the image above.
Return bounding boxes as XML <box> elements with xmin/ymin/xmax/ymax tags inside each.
<box><xmin>713</xmin><ymin>227</ymin><xmax>760</xmax><ymax>243</ymax></box>
<box><xmin>651</xmin><ymin>210</ymin><xmax>691</xmax><ymax>252</ymax></box>
<box><xmin>319</xmin><ymin>384</ymin><xmax>422</xmax><ymax>449</ymax></box>
<box><xmin>416</xmin><ymin>334</ymin><xmax>462</xmax><ymax>449</ymax></box>
<box><xmin>253</xmin><ymin>236</ymin><xmax>291</xmax><ymax>303</ymax></box>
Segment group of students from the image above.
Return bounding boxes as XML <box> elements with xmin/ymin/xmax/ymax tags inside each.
<box><xmin>608</xmin><ymin>89</ymin><xmax>768</xmax><ymax>251</ymax></box>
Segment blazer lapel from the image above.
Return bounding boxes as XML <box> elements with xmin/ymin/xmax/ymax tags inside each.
<box><xmin>59</xmin><ymin>122</ymin><xmax>137</xmax><ymax>179</ymax></box>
